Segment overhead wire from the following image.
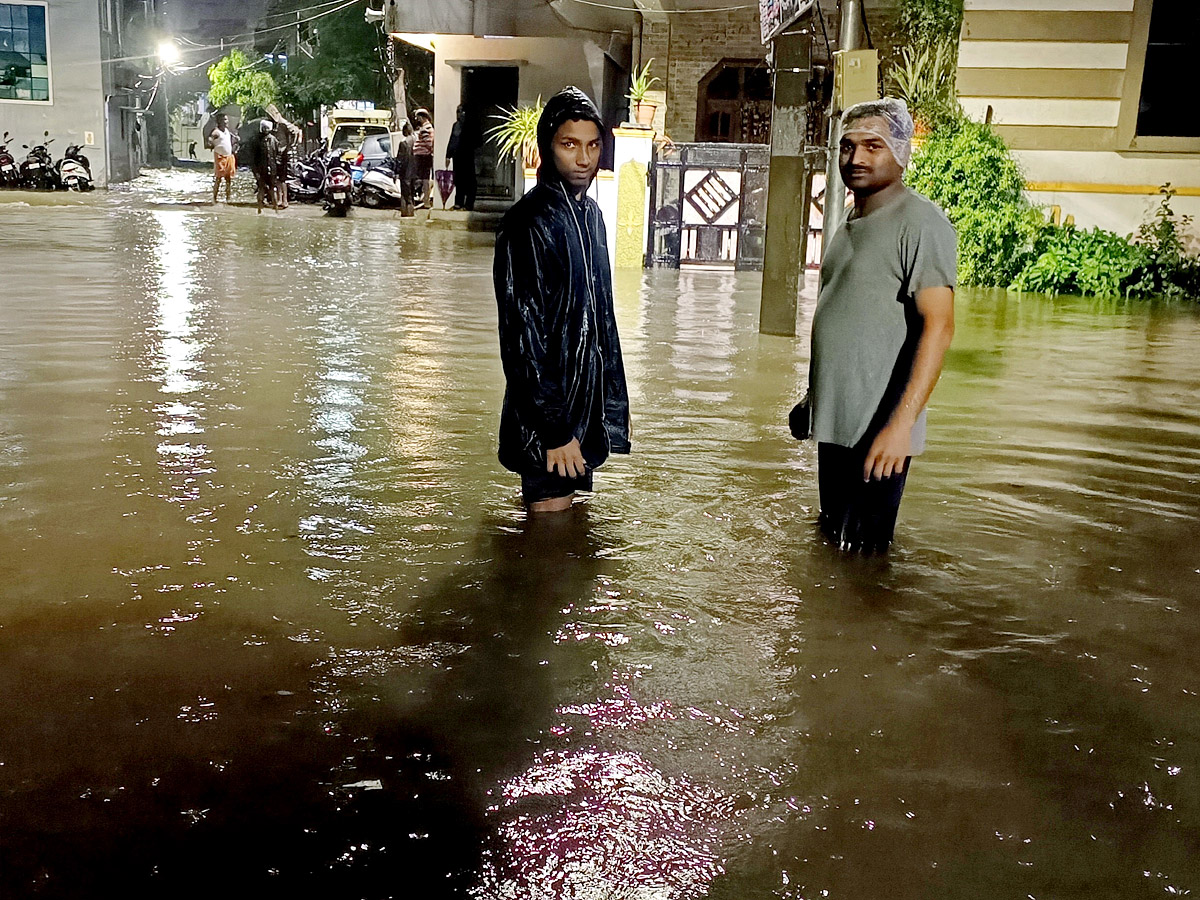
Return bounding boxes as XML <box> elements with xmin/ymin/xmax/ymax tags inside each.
<box><xmin>560</xmin><ymin>0</ymin><xmax>758</xmax><ymax>12</ymax></box>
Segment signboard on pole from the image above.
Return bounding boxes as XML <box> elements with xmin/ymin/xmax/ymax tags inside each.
<box><xmin>759</xmin><ymin>0</ymin><xmax>816</xmax><ymax>44</ymax></box>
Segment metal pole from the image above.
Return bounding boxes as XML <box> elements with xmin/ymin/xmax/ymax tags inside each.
<box><xmin>822</xmin><ymin>0</ymin><xmax>862</xmax><ymax>245</ymax></box>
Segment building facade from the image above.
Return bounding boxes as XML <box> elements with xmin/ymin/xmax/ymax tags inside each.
<box><xmin>0</xmin><ymin>0</ymin><xmax>108</xmax><ymax>183</ymax></box>
<box><xmin>956</xmin><ymin>0</ymin><xmax>1200</xmax><ymax>235</ymax></box>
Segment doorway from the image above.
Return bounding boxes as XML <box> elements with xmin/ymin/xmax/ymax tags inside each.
<box><xmin>695</xmin><ymin>59</ymin><xmax>773</xmax><ymax>144</ymax></box>
<box><xmin>460</xmin><ymin>66</ymin><xmax>519</xmax><ymax>201</ymax></box>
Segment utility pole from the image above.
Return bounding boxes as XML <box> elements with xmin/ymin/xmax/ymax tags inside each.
<box><xmin>758</xmin><ymin>31</ymin><xmax>814</xmax><ymax>337</ymax></box>
<box><xmin>822</xmin><ymin>0</ymin><xmax>863</xmax><ymax>243</ymax></box>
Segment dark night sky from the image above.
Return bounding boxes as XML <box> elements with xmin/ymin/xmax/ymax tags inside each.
<box><xmin>166</xmin><ymin>0</ymin><xmax>273</xmax><ymax>47</ymax></box>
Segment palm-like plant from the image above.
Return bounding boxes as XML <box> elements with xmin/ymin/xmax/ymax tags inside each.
<box><xmin>487</xmin><ymin>98</ymin><xmax>544</xmax><ymax>169</ymax></box>
<box><xmin>887</xmin><ymin>38</ymin><xmax>960</xmax><ymax>132</ymax></box>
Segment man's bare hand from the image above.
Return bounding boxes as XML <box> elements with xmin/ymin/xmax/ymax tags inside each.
<box><xmin>863</xmin><ymin>420</ymin><xmax>911</xmax><ymax>481</ymax></box>
<box><xmin>546</xmin><ymin>438</ymin><xmax>586</xmax><ymax>478</ymax></box>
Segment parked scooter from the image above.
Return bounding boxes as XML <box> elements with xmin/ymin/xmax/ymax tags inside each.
<box><xmin>356</xmin><ymin>156</ymin><xmax>412</xmax><ymax>213</ymax></box>
<box><xmin>285</xmin><ymin>149</ymin><xmax>330</xmax><ymax>203</ymax></box>
<box><xmin>323</xmin><ymin>158</ymin><xmax>353</xmax><ymax>216</ymax></box>
<box><xmin>0</xmin><ymin>132</ymin><xmax>19</xmax><ymax>188</ymax></box>
<box><xmin>20</xmin><ymin>131</ymin><xmax>56</xmax><ymax>190</ymax></box>
<box><xmin>55</xmin><ymin>144</ymin><xmax>94</xmax><ymax>191</ymax></box>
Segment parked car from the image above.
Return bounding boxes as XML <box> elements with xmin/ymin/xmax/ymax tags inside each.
<box><xmin>330</xmin><ymin>123</ymin><xmax>389</xmax><ymax>163</ymax></box>
<box><xmin>354</xmin><ymin>133</ymin><xmax>393</xmax><ymax>174</ymax></box>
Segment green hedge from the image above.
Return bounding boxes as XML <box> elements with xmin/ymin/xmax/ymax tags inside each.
<box><xmin>906</xmin><ymin>119</ymin><xmax>1200</xmax><ymax>300</ymax></box>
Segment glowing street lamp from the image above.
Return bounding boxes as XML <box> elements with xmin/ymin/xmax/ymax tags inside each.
<box><xmin>158</xmin><ymin>41</ymin><xmax>181</xmax><ymax>67</ymax></box>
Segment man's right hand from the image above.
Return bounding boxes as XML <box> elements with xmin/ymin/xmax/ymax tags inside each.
<box><xmin>546</xmin><ymin>438</ymin><xmax>586</xmax><ymax>478</ymax></box>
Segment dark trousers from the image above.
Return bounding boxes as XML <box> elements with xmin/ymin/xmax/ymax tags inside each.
<box><xmin>452</xmin><ymin>154</ymin><xmax>476</xmax><ymax>210</ymax></box>
<box><xmin>817</xmin><ymin>441</ymin><xmax>911</xmax><ymax>553</ymax></box>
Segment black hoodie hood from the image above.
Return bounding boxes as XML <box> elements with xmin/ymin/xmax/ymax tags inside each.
<box><xmin>536</xmin><ymin>86</ymin><xmax>605</xmax><ymax>186</ymax></box>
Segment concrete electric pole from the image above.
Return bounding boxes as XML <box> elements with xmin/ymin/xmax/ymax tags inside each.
<box><xmin>758</xmin><ymin>32</ymin><xmax>814</xmax><ymax>337</ymax></box>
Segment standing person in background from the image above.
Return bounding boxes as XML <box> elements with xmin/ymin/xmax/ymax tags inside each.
<box><xmin>274</xmin><ymin>121</ymin><xmax>293</xmax><ymax>209</ymax></box>
<box><xmin>395</xmin><ymin>121</ymin><xmax>416</xmax><ymax>216</ymax></box>
<box><xmin>493</xmin><ymin>87</ymin><xmax>631</xmax><ymax>513</ymax></box>
<box><xmin>251</xmin><ymin>119</ymin><xmax>279</xmax><ymax>214</ymax></box>
<box><xmin>412</xmin><ymin>108</ymin><xmax>435</xmax><ymax>208</ymax></box>
<box><xmin>446</xmin><ymin>105</ymin><xmax>479</xmax><ymax>211</ymax></box>
<box><xmin>206</xmin><ymin>112</ymin><xmax>238</xmax><ymax>205</ymax></box>
<box><xmin>806</xmin><ymin>98</ymin><xmax>956</xmax><ymax>553</ymax></box>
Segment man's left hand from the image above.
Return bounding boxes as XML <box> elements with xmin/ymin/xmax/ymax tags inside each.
<box><xmin>863</xmin><ymin>421</ymin><xmax>911</xmax><ymax>481</ymax></box>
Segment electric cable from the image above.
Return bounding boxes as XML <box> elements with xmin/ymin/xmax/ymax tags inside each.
<box><xmin>561</xmin><ymin>0</ymin><xmax>757</xmax><ymax>13</ymax></box>
<box><xmin>858</xmin><ymin>1</ymin><xmax>874</xmax><ymax>49</ymax></box>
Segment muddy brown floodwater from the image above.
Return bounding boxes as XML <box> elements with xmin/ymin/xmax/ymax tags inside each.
<box><xmin>1</xmin><ymin>182</ymin><xmax>1199</xmax><ymax>898</ymax></box>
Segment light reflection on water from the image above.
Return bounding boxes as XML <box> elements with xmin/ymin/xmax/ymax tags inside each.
<box><xmin>0</xmin><ymin>200</ymin><xmax>1198</xmax><ymax>899</ymax></box>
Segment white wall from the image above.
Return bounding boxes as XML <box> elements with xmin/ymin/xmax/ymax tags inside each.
<box><xmin>0</xmin><ymin>0</ymin><xmax>106</xmax><ymax>185</ymax></box>
<box><xmin>1017</xmin><ymin>149</ymin><xmax>1200</xmax><ymax>238</ymax></box>
<box><xmin>430</xmin><ymin>34</ymin><xmax>609</xmax><ymax>195</ymax></box>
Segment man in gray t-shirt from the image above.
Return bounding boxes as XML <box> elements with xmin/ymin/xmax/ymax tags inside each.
<box><xmin>808</xmin><ymin>99</ymin><xmax>956</xmax><ymax>552</ymax></box>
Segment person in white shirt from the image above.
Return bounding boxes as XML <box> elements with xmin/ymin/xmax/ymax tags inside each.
<box><xmin>206</xmin><ymin>112</ymin><xmax>239</xmax><ymax>204</ymax></box>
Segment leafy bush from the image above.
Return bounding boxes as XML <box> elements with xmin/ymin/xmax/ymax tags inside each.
<box><xmin>907</xmin><ymin>121</ymin><xmax>1200</xmax><ymax>300</ymax></box>
<box><xmin>898</xmin><ymin>0</ymin><xmax>965</xmax><ymax>47</ymax></box>
<box><xmin>907</xmin><ymin>118</ymin><xmax>1025</xmax><ymax>211</ymax></box>
<box><xmin>1128</xmin><ymin>186</ymin><xmax>1200</xmax><ymax>298</ymax></box>
<box><xmin>1009</xmin><ymin>225</ymin><xmax>1146</xmax><ymax>297</ymax></box>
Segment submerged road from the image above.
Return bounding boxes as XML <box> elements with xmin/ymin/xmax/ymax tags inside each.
<box><xmin>1</xmin><ymin>184</ymin><xmax>1199</xmax><ymax>898</ymax></box>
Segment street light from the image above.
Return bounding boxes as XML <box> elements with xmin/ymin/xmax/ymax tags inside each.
<box><xmin>157</xmin><ymin>41</ymin><xmax>180</xmax><ymax>67</ymax></box>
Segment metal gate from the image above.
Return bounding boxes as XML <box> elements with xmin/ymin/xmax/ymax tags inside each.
<box><xmin>645</xmin><ymin>142</ymin><xmax>770</xmax><ymax>270</ymax></box>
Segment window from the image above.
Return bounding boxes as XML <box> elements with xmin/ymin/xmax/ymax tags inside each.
<box><xmin>1119</xmin><ymin>0</ymin><xmax>1200</xmax><ymax>151</ymax></box>
<box><xmin>1135</xmin><ymin>0</ymin><xmax>1196</xmax><ymax>137</ymax></box>
<box><xmin>0</xmin><ymin>2</ymin><xmax>49</xmax><ymax>102</ymax></box>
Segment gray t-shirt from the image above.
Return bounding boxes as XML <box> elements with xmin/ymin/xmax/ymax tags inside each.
<box><xmin>809</xmin><ymin>187</ymin><xmax>956</xmax><ymax>453</ymax></box>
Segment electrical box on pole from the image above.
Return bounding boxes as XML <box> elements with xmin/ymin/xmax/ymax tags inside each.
<box><xmin>833</xmin><ymin>49</ymin><xmax>878</xmax><ymax>112</ymax></box>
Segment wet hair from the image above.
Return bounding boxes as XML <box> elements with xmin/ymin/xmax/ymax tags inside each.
<box><xmin>536</xmin><ymin>86</ymin><xmax>605</xmax><ymax>185</ymax></box>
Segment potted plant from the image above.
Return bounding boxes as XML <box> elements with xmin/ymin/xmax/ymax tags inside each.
<box><xmin>487</xmin><ymin>98</ymin><xmax>544</xmax><ymax>171</ymax></box>
<box><xmin>627</xmin><ymin>59</ymin><xmax>662</xmax><ymax>127</ymax></box>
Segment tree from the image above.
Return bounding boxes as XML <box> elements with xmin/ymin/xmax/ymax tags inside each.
<box><xmin>207</xmin><ymin>50</ymin><xmax>279</xmax><ymax>115</ymax></box>
<box><xmin>260</xmin><ymin>1</ymin><xmax>431</xmax><ymax>122</ymax></box>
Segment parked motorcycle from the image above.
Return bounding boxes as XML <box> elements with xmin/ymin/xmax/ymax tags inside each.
<box><xmin>20</xmin><ymin>131</ymin><xmax>56</xmax><ymax>190</ymax></box>
<box><xmin>0</xmin><ymin>132</ymin><xmax>19</xmax><ymax>188</ymax></box>
<box><xmin>323</xmin><ymin>158</ymin><xmax>353</xmax><ymax>216</ymax></box>
<box><xmin>285</xmin><ymin>149</ymin><xmax>330</xmax><ymax>203</ymax></box>
<box><xmin>55</xmin><ymin>144</ymin><xmax>94</xmax><ymax>191</ymax></box>
<box><xmin>355</xmin><ymin>156</ymin><xmax>411</xmax><ymax>212</ymax></box>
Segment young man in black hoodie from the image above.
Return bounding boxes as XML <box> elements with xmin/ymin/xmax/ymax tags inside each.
<box><xmin>493</xmin><ymin>87</ymin><xmax>631</xmax><ymax>513</ymax></box>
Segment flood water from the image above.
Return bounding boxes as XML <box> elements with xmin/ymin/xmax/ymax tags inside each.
<box><xmin>2</xmin><ymin>184</ymin><xmax>1199</xmax><ymax>898</ymax></box>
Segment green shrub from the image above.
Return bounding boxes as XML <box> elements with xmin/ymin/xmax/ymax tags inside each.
<box><xmin>907</xmin><ymin>119</ymin><xmax>1025</xmax><ymax>211</ymax></box>
<box><xmin>908</xmin><ymin>121</ymin><xmax>1200</xmax><ymax>300</ymax></box>
<box><xmin>1009</xmin><ymin>225</ymin><xmax>1147</xmax><ymax>297</ymax></box>
<box><xmin>1127</xmin><ymin>186</ymin><xmax>1200</xmax><ymax>298</ymax></box>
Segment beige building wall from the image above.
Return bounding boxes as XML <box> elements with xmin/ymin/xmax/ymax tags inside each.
<box><xmin>956</xmin><ymin>0</ymin><xmax>1200</xmax><ymax>235</ymax></box>
<box><xmin>428</xmin><ymin>34</ymin><xmax>610</xmax><ymax>160</ymax></box>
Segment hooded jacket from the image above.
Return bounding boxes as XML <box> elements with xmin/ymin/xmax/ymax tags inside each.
<box><xmin>493</xmin><ymin>87</ymin><xmax>631</xmax><ymax>474</ymax></box>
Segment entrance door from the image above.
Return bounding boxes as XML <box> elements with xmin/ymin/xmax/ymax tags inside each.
<box><xmin>696</xmin><ymin>60</ymin><xmax>773</xmax><ymax>144</ymax></box>
<box><xmin>461</xmin><ymin>66</ymin><xmax>519</xmax><ymax>201</ymax></box>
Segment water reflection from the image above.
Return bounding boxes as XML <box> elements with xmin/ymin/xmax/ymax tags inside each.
<box><xmin>150</xmin><ymin>211</ymin><xmax>211</xmax><ymax>505</ymax></box>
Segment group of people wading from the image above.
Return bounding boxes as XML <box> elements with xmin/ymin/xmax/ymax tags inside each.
<box><xmin>495</xmin><ymin>88</ymin><xmax>956</xmax><ymax>553</ymax></box>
